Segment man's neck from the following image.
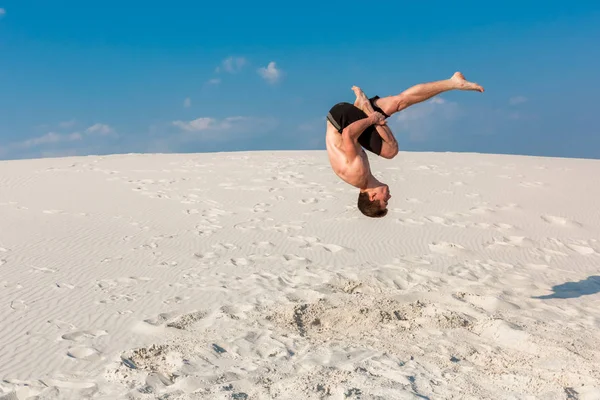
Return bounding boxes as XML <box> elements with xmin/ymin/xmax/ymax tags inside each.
<box><xmin>360</xmin><ymin>174</ymin><xmax>382</xmax><ymax>191</ymax></box>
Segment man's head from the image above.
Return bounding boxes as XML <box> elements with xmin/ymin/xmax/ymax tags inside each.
<box><xmin>357</xmin><ymin>184</ymin><xmax>391</xmax><ymax>218</ymax></box>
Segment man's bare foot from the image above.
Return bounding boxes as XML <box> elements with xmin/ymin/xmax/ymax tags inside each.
<box><xmin>352</xmin><ymin>86</ymin><xmax>370</xmax><ymax>111</ymax></box>
<box><xmin>450</xmin><ymin>72</ymin><xmax>484</xmax><ymax>93</ymax></box>
<box><xmin>352</xmin><ymin>86</ymin><xmax>386</xmax><ymax>125</ymax></box>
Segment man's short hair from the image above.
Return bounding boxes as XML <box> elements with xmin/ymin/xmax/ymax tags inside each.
<box><xmin>357</xmin><ymin>192</ymin><xmax>388</xmax><ymax>218</ymax></box>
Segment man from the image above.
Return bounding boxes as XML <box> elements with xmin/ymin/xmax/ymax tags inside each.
<box><xmin>325</xmin><ymin>72</ymin><xmax>484</xmax><ymax>218</ymax></box>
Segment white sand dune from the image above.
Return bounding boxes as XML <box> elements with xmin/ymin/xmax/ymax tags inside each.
<box><xmin>1</xmin><ymin>150</ymin><xmax>600</xmax><ymax>399</ymax></box>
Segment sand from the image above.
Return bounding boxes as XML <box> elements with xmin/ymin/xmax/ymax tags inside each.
<box><xmin>0</xmin><ymin>150</ymin><xmax>599</xmax><ymax>400</ymax></box>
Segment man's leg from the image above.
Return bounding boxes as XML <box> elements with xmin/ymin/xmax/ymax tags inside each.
<box><xmin>352</xmin><ymin>86</ymin><xmax>398</xmax><ymax>159</ymax></box>
<box><xmin>374</xmin><ymin>72</ymin><xmax>484</xmax><ymax>117</ymax></box>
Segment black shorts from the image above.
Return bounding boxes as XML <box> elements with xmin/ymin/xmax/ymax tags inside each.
<box><xmin>326</xmin><ymin>96</ymin><xmax>389</xmax><ymax>156</ymax></box>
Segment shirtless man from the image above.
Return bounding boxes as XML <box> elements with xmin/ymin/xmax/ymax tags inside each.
<box><xmin>325</xmin><ymin>72</ymin><xmax>484</xmax><ymax>218</ymax></box>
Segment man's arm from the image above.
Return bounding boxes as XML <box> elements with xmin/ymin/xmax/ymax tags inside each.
<box><xmin>343</xmin><ymin>113</ymin><xmax>381</xmax><ymax>142</ymax></box>
<box><xmin>351</xmin><ymin>87</ymin><xmax>399</xmax><ymax>158</ymax></box>
<box><xmin>374</xmin><ymin>123</ymin><xmax>398</xmax><ymax>149</ymax></box>
<box><xmin>341</xmin><ymin>113</ymin><xmax>381</xmax><ymax>160</ymax></box>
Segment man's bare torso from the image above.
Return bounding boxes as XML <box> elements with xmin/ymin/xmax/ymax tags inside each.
<box><xmin>325</xmin><ymin>120</ymin><xmax>371</xmax><ymax>188</ymax></box>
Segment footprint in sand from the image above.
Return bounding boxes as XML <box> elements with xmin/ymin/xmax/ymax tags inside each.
<box><xmin>424</xmin><ymin>216</ymin><xmax>454</xmax><ymax>226</ymax></box>
<box><xmin>520</xmin><ymin>181</ymin><xmax>545</xmax><ymax>188</ymax></box>
<box><xmin>162</xmin><ymin>296</ymin><xmax>189</xmax><ymax>305</ymax></box>
<box><xmin>194</xmin><ymin>252</ymin><xmax>218</xmax><ymax>260</ymax></box>
<box><xmin>494</xmin><ymin>223</ymin><xmax>515</xmax><ymax>230</ymax></box>
<box><xmin>567</xmin><ymin>244</ymin><xmax>596</xmax><ymax>255</ymax></box>
<box><xmin>429</xmin><ymin>242</ymin><xmax>467</xmax><ymax>256</ymax></box>
<box><xmin>253</xmin><ymin>203</ymin><xmax>272</xmax><ymax>213</ymax></box>
<box><xmin>67</xmin><ymin>347</ymin><xmax>102</xmax><ymax>361</ymax></box>
<box><xmin>253</xmin><ymin>241</ymin><xmax>275</xmax><ymax>248</ymax></box>
<box><xmin>289</xmin><ymin>236</ymin><xmax>350</xmax><ymax>253</ymax></box>
<box><xmin>487</xmin><ymin>236</ymin><xmax>535</xmax><ymax>248</ymax></box>
<box><xmin>159</xmin><ymin>260</ymin><xmax>179</xmax><ymax>267</ymax></box>
<box><xmin>55</xmin><ymin>282</ymin><xmax>76</xmax><ymax>289</ymax></box>
<box><xmin>397</xmin><ymin>218</ymin><xmax>425</xmax><ymax>226</ymax></box>
<box><xmin>43</xmin><ymin>209</ymin><xmax>64</xmax><ymax>215</ymax></box>
<box><xmin>234</xmin><ymin>218</ymin><xmax>267</xmax><ymax>231</ymax></box>
<box><xmin>541</xmin><ymin>215</ymin><xmax>582</xmax><ymax>228</ymax></box>
<box><xmin>202</xmin><ymin>208</ymin><xmax>233</xmax><ymax>218</ymax></box>
<box><xmin>142</xmin><ymin>311</ymin><xmax>206</xmax><ymax>330</ymax></box>
<box><xmin>196</xmin><ymin>223</ymin><xmax>222</xmax><ymax>237</ymax></box>
<box><xmin>300</xmin><ymin>198</ymin><xmax>318</xmax><ymax>204</ymax></box>
<box><xmin>283</xmin><ymin>254</ymin><xmax>311</xmax><ymax>265</ymax></box>
<box><xmin>470</xmin><ymin>206</ymin><xmax>495</xmax><ymax>215</ymax></box>
<box><xmin>61</xmin><ymin>330</ymin><xmax>108</xmax><ymax>342</ymax></box>
<box><xmin>97</xmin><ymin>294</ymin><xmax>137</xmax><ymax>304</ymax></box>
<box><xmin>0</xmin><ymin>259</ymin><xmax>6</xmax><ymax>266</ymax></box>
<box><xmin>96</xmin><ymin>277</ymin><xmax>151</xmax><ymax>289</ymax></box>
<box><xmin>166</xmin><ymin>311</ymin><xmax>206</xmax><ymax>330</ymax></box>
<box><xmin>31</xmin><ymin>266</ymin><xmax>56</xmax><ymax>273</ymax></box>
<box><xmin>212</xmin><ymin>242</ymin><xmax>237</xmax><ymax>251</ymax></box>
<box><xmin>497</xmin><ymin>203</ymin><xmax>520</xmax><ymax>211</ymax></box>
<box><xmin>230</xmin><ymin>258</ymin><xmax>253</xmax><ymax>267</ymax></box>
<box><xmin>10</xmin><ymin>300</ymin><xmax>28</xmax><ymax>311</ymax></box>
<box><xmin>268</xmin><ymin>223</ymin><xmax>304</xmax><ymax>233</ymax></box>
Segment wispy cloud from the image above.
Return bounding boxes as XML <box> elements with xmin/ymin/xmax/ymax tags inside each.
<box><xmin>509</xmin><ymin>96</ymin><xmax>528</xmax><ymax>105</ymax></box>
<box><xmin>258</xmin><ymin>61</ymin><xmax>282</xmax><ymax>84</ymax></box>
<box><xmin>86</xmin><ymin>123</ymin><xmax>116</xmax><ymax>136</ymax></box>
<box><xmin>172</xmin><ymin>117</ymin><xmax>214</xmax><ymax>132</ymax></box>
<box><xmin>172</xmin><ymin>115</ymin><xmax>278</xmax><ymax>141</ymax></box>
<box><xmin>1</xmin><ymin>121</ymin><xmax>119</xmax><ymax>160</ymax></box>
<box><xmin>390</xmin><ymin>97</ymin><xmax>462</xmax><ymax>142</ymax></box>
<box><xmin>216</xmin><ymin>56</ymin><xmax>246</xmax><ymax>74</ymax></box>
<box><xmin>6</xmin><ymin>123</ymin><xmax>114</xmax><ymax>151</ymax></box>
<box><xmin>183</xmin><ymin>97</ymin><xmax>191</xmax><ymax>108</ymax></box>
<box><xmin>20</xmin><ymin>132</ymin><xmax>82</xmax><ymax>149</ymax></box>
<box><xmin>207</xmin><ymin>78</ymin><xmax>221</xmax><ymax>85</ymax></box>
<box><xmin>0</xmin><ymin>8</ymin><xmax>6</xmax><ymax>16</ymax></box>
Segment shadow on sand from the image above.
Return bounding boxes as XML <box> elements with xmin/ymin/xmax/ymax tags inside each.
<box><xmin>534</xmin><ymin>275</ymin><xmax>600</xmax><ymax>299</ymax></box>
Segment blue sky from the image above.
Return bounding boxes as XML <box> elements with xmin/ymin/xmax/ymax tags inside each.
<box><xmin>1</xmin><ymin>1</ymin><xmax>599</xmax><ymax>160</ymax></box>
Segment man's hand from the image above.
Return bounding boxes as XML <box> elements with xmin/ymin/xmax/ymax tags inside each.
<box><xmin>369</xmin><ymin>111</ymin><xmax>387</xmax><ymax>126</ymax></box>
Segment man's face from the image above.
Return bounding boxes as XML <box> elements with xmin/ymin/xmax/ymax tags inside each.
<box><xmin>374</xmin><ymin>184</ymin><xmax>391</xmax><ymax>209</ymax></box>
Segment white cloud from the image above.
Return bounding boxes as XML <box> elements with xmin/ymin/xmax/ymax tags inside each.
<box><xmin>184</xmin><ymin>97</ymin><xmax>191</xmax><ymax>108</ymax></box>
<box><xmin>0</xmin><ymin>8</ymin><xmax>5</xmax><ymax>16</ymax></box>
<box><xmin>390</xmin><ymin>97</ymin><xmax>462</xmax><ymax>142</ymax></box>
<box><xmin>217</xmin><ymin>56</ymin><xmax>246</xmax><ymax>74</ymax></box>
<box><xmin>20</xmin><ymin>132</ymin><xmax>82</xmax><ymax>149</ymax></box>
<box><xmin>207</xmin><ymin>78</ymin><xmax>221</xmax><ymax>85</ymax></box>
<box><xmin>1</xmin><ymin>122</ymin><xmax>118</xmax><ymax>160</ymax></box>
<box><xmin>85</xmin><ymin>123</ymin><xmax>115</xmax><ymax>136</ymax></box>
<box><xmin>172</xmin><ymin>117</ymin><xmax>215</xmax><ymax>132</ymax></box>
<box><xmin>257</xmin><ymin>61</ymin><xmax>282</xmax><ymax>84</ymax></box>
<box><xmin>509</xmin><ymin>96</ymin><xmax>527</xmax><ymax>105</ymax></box>
<box><xmin>172</xmin><ymin>115</ymin><xmax>278</xmax><ymax>141</ymax></box>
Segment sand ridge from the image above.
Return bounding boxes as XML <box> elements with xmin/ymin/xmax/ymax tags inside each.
<box><xmin>0</xmin><ymin>151</ymin><xmax>599</xmax><ymax>399</ymax></box>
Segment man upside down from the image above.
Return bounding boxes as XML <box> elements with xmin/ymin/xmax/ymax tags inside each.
<box><xmin>325</xmin><ymin>72</ymin><xmax>484</xmax><ymax>218</ymax></box>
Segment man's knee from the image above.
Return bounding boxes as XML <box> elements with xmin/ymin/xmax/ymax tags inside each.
<box><xmin>394</xmin><ymin>93</ymin><xmax>410</xmax><ymax>112</ymax></box>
